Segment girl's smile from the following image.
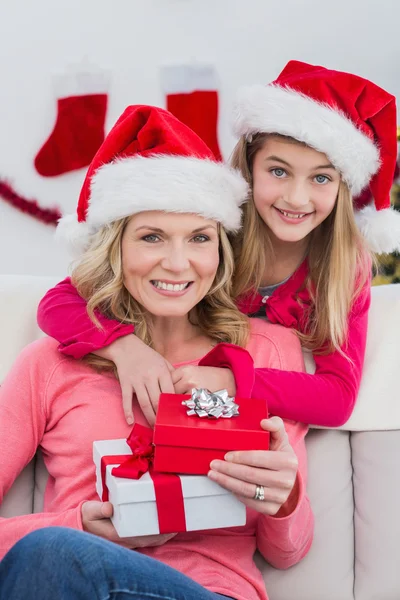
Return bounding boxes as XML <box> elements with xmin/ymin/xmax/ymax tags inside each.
<box><xmin>273</xmin><ymin>207</ymin><xmax>315</xmax><ymax>224</ymax></box>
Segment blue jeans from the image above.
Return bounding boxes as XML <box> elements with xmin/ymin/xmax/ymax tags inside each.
<box><xmin>0</xmin><ymin>527</ymin><xmax>235</xmax><ymax>600</ymax></box>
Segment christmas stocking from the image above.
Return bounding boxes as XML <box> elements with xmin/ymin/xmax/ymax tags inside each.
<box><xmin>161</xmin><ymin>65</ymin><xmax>223</xmax><ymax>161</ymax></box>
<box><xmin>34</xmin><ymin>70</ymin><xmax>109</xmax><ymax>177</ymax></box>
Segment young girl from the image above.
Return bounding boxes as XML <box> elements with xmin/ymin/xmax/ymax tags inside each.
<box><xmin>0</xmin><ymin>105</ymin><xmax>313</xmax><ymax>600</ymax></box>
<box><xmin>37</xmin><ymin>60</ymin><xmax>400</xmax><ymax>427</ymax></box>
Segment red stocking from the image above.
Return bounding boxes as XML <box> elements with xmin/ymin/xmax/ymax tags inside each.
<box><xmin>34</xmin><ymin>71</ymin><xmax>109</xmax><ymax>177</ymax></box>
<box><xmin>161</xmin><ymin>65</ymin><xmax>223</xmax><ymax>161</ymax></box>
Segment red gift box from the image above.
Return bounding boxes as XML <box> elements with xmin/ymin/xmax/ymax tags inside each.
<box><xmin>153</xmin><ymin>393</ymin><xmax>269</xmax><ymax>475</ymax></box>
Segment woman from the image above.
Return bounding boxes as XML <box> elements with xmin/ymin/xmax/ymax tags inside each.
<box><xmin>0</xmin><ymin>105</ymin><xmax>312</xmax><ymax>600</ymax></box>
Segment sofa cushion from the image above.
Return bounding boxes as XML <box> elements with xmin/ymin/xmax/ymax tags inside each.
<box><xmin>0</xmin><ymin>274</ymin><xmax>59</xmax><ymax>383</ymax></box>
<box><xmin>299</xmin><ymin>284</ymin><xmax>400</xmax><ymax>432</ymax></box>
<box><xmin>0</xmin><ymin>462</ymin><xmax>35</xmax><ymax>518</ymax></box>
<box><xmin>33</xmin><ymin>450</ymin><xmax>47</xmax><ymax>513</ymax></box>
<box><xmin>352</xmin><ymin>431</ymin><xmax>400</xmax><ymax>599</ymax></box>
<box><xmin>341</xmin><ymin>284</ymin><xmax>400</xmax><ymax>431</ymax></box>
<box><xmin>261</xmin><ymin>429</ymin><xmax>355</xmax><ymax>600</ymax></box>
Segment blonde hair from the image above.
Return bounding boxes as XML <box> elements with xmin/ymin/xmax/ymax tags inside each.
<box><xmin>231</xmin><ymin>133</ymin><xmax>372</xmax><ymax>354</ymax></box>
<box><xmin>71</xmin><ymin>216</ymin><xmax>249</xmax><ymax>372</ymax></box>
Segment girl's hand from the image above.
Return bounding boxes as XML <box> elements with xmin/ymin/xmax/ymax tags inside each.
<box><xmin>208</xmin><ymin>417</ymin><xmax>299</xmax><ymax>516</ymax></box>
<box><xmin>172</xmin><ymin>365</ymin><xmax>236</xmax><ymax>396</ymax></box>
<box><xmin>97</xmin><ymin>335</ymin><xmax>174</xmax><ymax>426</ymax></box>
<box><xmin>81</xmin><ymin>501</ymin><xmax>176</xmax><ymax>548</ymax></box>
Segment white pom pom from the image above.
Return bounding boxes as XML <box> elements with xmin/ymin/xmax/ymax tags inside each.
<box><xmin>355</xmin><ymin>205</ymin><xmax>400</xmax><ymax>254</ymax></box>
<box><xmin>55</xmin><ymin>214</ymin><xmax>92</xmax><ymax>257</ymax></box>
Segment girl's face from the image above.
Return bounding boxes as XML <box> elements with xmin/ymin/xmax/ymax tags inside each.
<box><xmin>121</xmin><ymin>211</ymin><xmax>220</xmax><ymax>318</ymax></box>
<box><xmin>252</xmin><ymin>137</ymin><xmax>341</xmax><ymax>246</ymax></box>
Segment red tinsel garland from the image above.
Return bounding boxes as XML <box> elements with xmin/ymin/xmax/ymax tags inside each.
<box><xmin>0</xmin><ymin>179</ymin><xmax>61</xmax><ymax>226</ymax></box>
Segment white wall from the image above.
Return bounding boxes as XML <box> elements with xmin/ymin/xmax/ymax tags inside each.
<box><xmin>0</xmin><ymin>0</ymin><xmax>399</xmax><ymax>276</ymax></box>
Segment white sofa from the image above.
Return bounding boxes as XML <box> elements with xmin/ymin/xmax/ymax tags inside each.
<box><xmin>1</xmin><ymin>274</ymin><xmax>400</xmax><ymax>600</ymax></box>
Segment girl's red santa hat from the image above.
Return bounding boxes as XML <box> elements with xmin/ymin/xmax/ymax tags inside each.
<box><xmin>234</xmin><ymin>60</ymin><xmax>400</xmax><ymax>254</ymax></box>
<box><xmin>57</xmin><ymin>105</ymin><xmax>248</xmax><ymax>254</ymax></box>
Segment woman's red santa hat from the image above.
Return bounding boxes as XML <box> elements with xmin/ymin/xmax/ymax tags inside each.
<box><xmin>57</xmin><ymin>105</ymin><xmax>248</xmax><ymax>254</ymax></box>
<box><xmin>234</xmin><ymin>60</ymin><xmax>400</xmax><ymax>254</ymax></box>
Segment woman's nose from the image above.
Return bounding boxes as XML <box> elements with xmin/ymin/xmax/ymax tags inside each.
<box><xmin>161</xmin><ymin>245</ymin><xmax>190</xmax><ymax>272</ymax></box>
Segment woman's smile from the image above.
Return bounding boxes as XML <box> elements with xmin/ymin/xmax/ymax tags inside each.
<box><xmin>150</xmin><ymin>279</ymin><xmax>194</xmax><ymax>296</ymax></box>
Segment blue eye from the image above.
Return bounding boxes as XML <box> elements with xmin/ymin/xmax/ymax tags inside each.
<box><xmin>142</xmin><ymin>234</ymin><xmax>161</xmax><ymax>243</ymax></box>
<box><xmin>314</xmin><ymin>174</ymin><xmax>331</xmax><ymax>184</ymax></box>
<box><xmin>192</xmin><ymin>234</ymin><xmax>210</xmax><ymax>243</ymax></box>
<box><xmin>271</xmin><ymin>168</ymin><xmax>287</xmax><ymax>178</ymax></box>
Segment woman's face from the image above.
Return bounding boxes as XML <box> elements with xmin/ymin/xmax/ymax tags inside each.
<box><xmin>121</xmin><ymin>211</ymin><xmax>220</xmax><ymax>318</ymax></box>
<box><xmin>252</xmin><ymin>137</ymin><xmax>341</xmax><ymax>246</ymax></box>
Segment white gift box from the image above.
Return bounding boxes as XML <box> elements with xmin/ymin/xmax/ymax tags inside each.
<box><xmin>93</xmin><ymin>438</ymin><xmax>246</xmax><ymax>538</ymax></box>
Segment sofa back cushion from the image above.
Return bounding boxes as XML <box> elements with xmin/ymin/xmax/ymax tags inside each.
<box><xmin>262</xmin><ymin>429</ymin><xmax>355</xmax><ymax>600</ymax></box>
<box><xmin>0</xmin><ymin>274</ymin><xmax>59</xmax><ymax>382</ymax></box>
<box><xmin>0</xmin><ymin>462</ymin><xmax>35</xmax><ymax>517</ymax></box>
<box><xmin>352</xmin><ymin>431</ymin><xmax>400</xmax><ymax>599</ymax></box>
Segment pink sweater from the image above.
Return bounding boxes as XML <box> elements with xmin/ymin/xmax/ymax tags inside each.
<box><xmin>37</xmin><ymin>260</ymin><xmax>371</xmax><ymax>427</ymax></box>
<box><xmin>0</xmin><ymin>319</ymin><xmax>313</xmax><ymax>600</ymax></box>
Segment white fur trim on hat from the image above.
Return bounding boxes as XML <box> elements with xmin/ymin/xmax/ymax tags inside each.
<box><xmin>58</xmin><ymin>155</ymin><xmax>249</xmax><ymax>253</ymax></box>
<box><xmin>355</xmin><ymin>204</ymin><xmax>400</xmax><ymax>254</ymax></box>
<box><xmin>55</xmin><ymin>214</ymin><xmax>94</xmax><ymax>257</ymax></box>
<box><xmin>233</xmin><ymin>84</ymin><xmax>381</xmax><ymax>196</ymax></box>
<box><xmin>89</xmin><ymin>155</ymin><xmax>248</xmax><ymax>230</ymax></box>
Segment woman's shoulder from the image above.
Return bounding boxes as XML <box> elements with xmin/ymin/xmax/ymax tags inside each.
<box><xmin>10</xmin><ymin>337</ymin><xmax>105</xmax><ymax>397</ymax></box>
<box><xmin>14</xmin><ymin>336</ymin><xmax>61</xmax><ymax>361</ymax></box>
<box><xmin>2</xmin><ymin>338</ymin><xmax>71</xmax><ymax>395</ymax></box>
<box><xmin>12</xmin><ymin>337</ymin><xmax>79</xmax><ymax>376</ymax></box>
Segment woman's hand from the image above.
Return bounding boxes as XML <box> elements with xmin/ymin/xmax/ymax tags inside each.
<box><xmin>96</xmin><ymin>335</ymin><xmax>175</xmax><ymax>426</ymax></box>
<box><xmin>81</xmin><ymin>501</ymin><xmax>176</xmax><ymax>548</ymax></box>
<box><xmin>172</xmin><ymin>366</ymin><xmax>236</xmax><ymax>396</ymax></box>
<box><xmin>207</xmin><ymin>417</ymin><xmax>299</xmax><ymax>516</ymax></box>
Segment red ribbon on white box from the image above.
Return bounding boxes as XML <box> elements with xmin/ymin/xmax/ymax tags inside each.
<box><xmin>100</xmin><ymin>424</ymin><xmax>187</xmax><ymax>534</ymax></box>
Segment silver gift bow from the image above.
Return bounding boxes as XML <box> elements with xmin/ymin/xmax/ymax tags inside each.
<box><xmin>182</xmin><ymin>388</ymin><xmax>239</xmax><ymax>419</ymax></box>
